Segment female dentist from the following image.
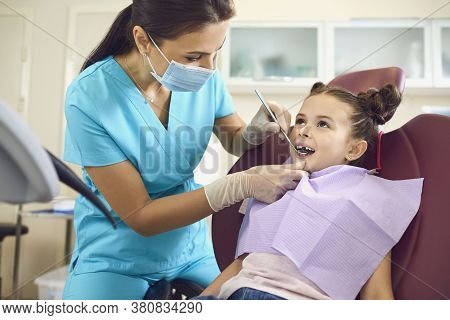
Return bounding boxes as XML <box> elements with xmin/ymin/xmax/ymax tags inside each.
<box><xmin>62</xmin><ymin>0</ymin><xmax>305</xmax><ymax>299</ymax></box>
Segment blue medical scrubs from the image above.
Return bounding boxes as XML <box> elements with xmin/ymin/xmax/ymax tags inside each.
<box><xmin>62</xmin><ymin>55</ymin><xmax>234</xmax><ymax>299</ymax></box>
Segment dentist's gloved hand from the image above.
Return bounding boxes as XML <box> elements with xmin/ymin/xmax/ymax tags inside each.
<box><xmin>242</xmin><ymin>101</ymin><xmax>292</xmax><ymax>145</ymax></box>
<box><xmin>204</xmin><ymin>161</ymin><xmax>308</xmax><ymax>212</ymax></box>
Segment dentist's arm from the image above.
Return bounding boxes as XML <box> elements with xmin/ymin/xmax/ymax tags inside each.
<box><xmin>85</xmin><ymin>160</ymin><xmax>305</xmax><ymax>237</ymax></box>
<box><xmin>213</xmin><ymin>113</ymin><xmax>256</xmax><ymax>157</ymax></box>
<box><xmin>214</xmin><ymin>101</ymin><xmax>291</xmax><ymax>157</ymax></box>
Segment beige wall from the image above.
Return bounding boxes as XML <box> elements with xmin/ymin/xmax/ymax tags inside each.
<box><xmin>235</xmin><ymin>0</ymin><xmax>450</xmax><ymax>20</ymax></box>
<box><xmin>0</xmin><ymin>0</ymin><xmax>449</xmax><ymax>299</ymax></box>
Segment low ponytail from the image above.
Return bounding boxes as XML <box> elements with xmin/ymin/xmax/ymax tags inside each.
<box><xmin>80</xmin><ymin>5</ymin><xmax>133</xmax><ymax>72</ymax></box>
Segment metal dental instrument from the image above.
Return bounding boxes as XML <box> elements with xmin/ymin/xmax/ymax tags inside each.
<box><xmin>254</xmin><ymin>89</ymin><xmax>299</xmax><ymax>153</ymax></box>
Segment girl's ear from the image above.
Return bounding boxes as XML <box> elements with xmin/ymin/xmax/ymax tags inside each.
<box><xmin>345</xmin><ymin>139</ymin><xmax>368</xmax><ymax>162</ymax></box>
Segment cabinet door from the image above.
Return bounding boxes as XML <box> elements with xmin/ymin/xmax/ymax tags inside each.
<box><xmin>442</xmin><ymin>27</ymin><xmax>450</xmax><ymax>79</ymax></box>
<box><xmin>0</xmin><ymin>8</ymin><xmax>32</xmax><ymax>120</ymax></box>
<box><xmin>328</xmin><ymin>20</ymin><xmax>432</xmax><ymax>87</ymax></box>
<box><xmin>222</xmin><ymin>23</ymin><xmax>323</xmax><ymax>90</ymax></box>
<box><xmin>432</xmin><ymin>20</ymin><xmax>450</xmax><ymax>87</ymax></box>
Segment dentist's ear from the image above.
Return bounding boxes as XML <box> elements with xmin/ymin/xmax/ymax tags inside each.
<box><xmin>133</xmin><ymin>26</ymin><xmax>152</xmax><ymax>54</ymax></box>
<box><xmin>346</xmin><ymin>139</ymin><xmax>368</xmax><ymax>161</ymax></box>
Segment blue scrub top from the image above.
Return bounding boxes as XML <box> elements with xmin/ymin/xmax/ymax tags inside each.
<box><xmin>63</xmin><ymin>55</ymin><xmax>234</xmax><ymax>275</ymax></box>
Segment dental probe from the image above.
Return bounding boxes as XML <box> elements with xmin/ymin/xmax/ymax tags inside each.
<box><xmin>254</xmin><ymin>89</ymin><xmax>299</xmax><ymax>154</ymax></box>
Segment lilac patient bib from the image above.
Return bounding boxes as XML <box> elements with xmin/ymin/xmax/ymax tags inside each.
<box><xmin>236</xmin><ymin>164</ymin><xmax>424</xmax><ymax>299</ymax></box>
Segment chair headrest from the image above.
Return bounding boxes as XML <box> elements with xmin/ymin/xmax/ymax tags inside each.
<box><xmin>328</xmin><ymin>67</ymin><xmax>405</xmax><ymax>122</ymax></box>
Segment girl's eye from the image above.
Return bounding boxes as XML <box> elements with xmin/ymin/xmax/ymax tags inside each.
<box><xmin>296</xmin><ymin>118</ymin><xmax>305</xmax><ymax>125</ymax></box>
<box><xmin>186</xmin><ymin>56</ymin><xmax>201</xmax><ymax>62</ymax></box>
<box><xmin>318</xmin><ymin>120</ymin><xmax>329</xmax><ymax>128</ymax></box>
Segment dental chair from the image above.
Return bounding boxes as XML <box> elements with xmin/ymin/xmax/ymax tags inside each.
<box><xmin>212</xmin><ymin>67</ymin><xmax>450</xmax><ymax>300</ymax></box>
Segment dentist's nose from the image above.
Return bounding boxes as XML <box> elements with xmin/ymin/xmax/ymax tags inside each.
<box><xmin>200</xmin><ymin>55</ymin><xmax>216</xmax><ymax>70</ymax></box>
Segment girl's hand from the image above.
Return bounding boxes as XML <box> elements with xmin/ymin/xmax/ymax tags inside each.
<box><xmin>242</xmin><ymin>101</ymin><xmax>291</xmax><ymax>145</ymax></box>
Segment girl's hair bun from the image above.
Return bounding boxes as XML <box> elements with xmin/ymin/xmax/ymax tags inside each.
<box><xmin>310</xmin><ymin>82</ymin><xmax>327</xmax><ymax>94</ymax></box>
<box><xmin>357</xmin><ymin>84</ymin><xmax>401</xmax><ymax>125</ymax></box>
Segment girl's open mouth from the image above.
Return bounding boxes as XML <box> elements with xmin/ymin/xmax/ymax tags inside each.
<box><xmin>294</xmin><ymin>145</ymin><xmax>315</xmax><ymax>157</ymax></box>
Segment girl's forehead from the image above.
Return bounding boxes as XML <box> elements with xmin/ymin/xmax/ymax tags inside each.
<box><xmin>298</xmin><ymin>94</ymin><xmax>354</xmax><ymax>123</ymax></box>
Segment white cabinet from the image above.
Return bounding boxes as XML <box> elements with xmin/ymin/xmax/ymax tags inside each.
<box><xmin>432</xmin><ymin>20</ymin><xmax>450</xmax><ymax>87</ymax></box>
<box><xmin>220</xmin><ymin>22</ymin><xmax>324</xmax><ymax>93</ymax></box>
<box><xmin>327</xmin><ymin>20</ymin><xmax>432</xmax><ymax>87</ymax></box>
<box><xmin>222</xmin><ymin>19</ymin><xmax>450</xmax><ymax>93</ymax></box>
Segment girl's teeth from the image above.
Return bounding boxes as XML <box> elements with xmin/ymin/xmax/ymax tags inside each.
<box><xmin>295</xmin><ymin>146</ymin><xmax>315</xmax><ymax>155</ymax></box>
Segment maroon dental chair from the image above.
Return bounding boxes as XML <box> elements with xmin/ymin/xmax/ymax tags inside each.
<box><xmin>212</xmin><ymin>67</ymin><xmax>450</xmax><ymax>300</ymax></box>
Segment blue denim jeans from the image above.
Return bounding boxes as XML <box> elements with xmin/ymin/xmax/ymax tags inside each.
<box><xmin>192</xmin><ymin>287</ymin><xmax>285</xmax><ymax>300</ymax></box>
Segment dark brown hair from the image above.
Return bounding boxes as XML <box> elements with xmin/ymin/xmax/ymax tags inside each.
<box><xmin>81</xmin><ymin>0</ymin><xmax>236</xmax><ymax>72</ymax></box>
<box><xmin>308</xmin><ymin>82</ymin><xmax>402</xmax><ymax>167</ymax></box>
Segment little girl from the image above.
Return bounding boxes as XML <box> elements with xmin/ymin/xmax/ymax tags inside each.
<box><xmin>194</xmin><ymin>82</ymin><xmax>423</xmax><ymax>300</ymax></box>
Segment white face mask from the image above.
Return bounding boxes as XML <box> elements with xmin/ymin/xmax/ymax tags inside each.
<box><xmin>145</xmin><ymin>33</ymin><xmax>215</xmax><ymax>92</ymax></box>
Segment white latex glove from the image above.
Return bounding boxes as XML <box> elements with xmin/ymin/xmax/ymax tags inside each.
<box><xmin>242</xmin><ymin>100</ymin><xmax>292</xmax><ymax>145</ymax></box>
<box><xmin>204</xmin><ymin>161</ymin><xmax>308</xmax><ymax>212</ymax></box>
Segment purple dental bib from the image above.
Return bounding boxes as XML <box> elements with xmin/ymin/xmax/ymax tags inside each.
<box><xmin>236</xmin><ymin>164</ymin><xmax>423</xmax><ymax>299</ymax></box>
